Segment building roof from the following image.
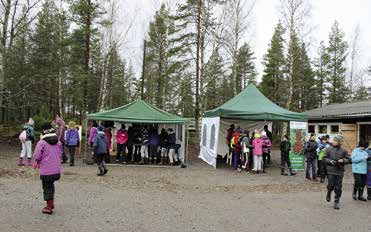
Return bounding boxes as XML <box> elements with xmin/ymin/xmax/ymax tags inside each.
<box><xmin>306</xmin><ymin>100</ymin><xmax>371</xmax><ymax>120</ymax></box>
<box><xmin>87</xmin><ymin>100</ymin><xmax>188</xmax><ymax>124</ymax></box>
<box><xmin>204</xmin><ymin>84</ymin><xmax>307</xmax><ymax>121</ymax></box>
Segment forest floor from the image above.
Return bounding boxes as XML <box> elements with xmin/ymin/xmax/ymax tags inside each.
<box><xmin>0</xmin><ymin>142</ymin><xmax>370</xmax><ymax>232</ymax></box>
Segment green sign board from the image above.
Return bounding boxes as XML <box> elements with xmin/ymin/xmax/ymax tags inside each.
<box><xmin>289</xmin><ymin>122</ymin><xmax>307</xmax><ymax>170</ymax></box>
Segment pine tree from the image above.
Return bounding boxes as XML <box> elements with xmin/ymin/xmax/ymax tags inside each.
<box><xmin>204</xmin><ymin>49</ymin><xmax>224</xmax><ymax>110</ymax></box>
<box><xmin>300</xmin><ymin>43</ymin><xmax>318</xmax><ymax>111</ymax></box>
<box><xmin>236</xmin><ymin>42</ymin><xmax>257</xmax><ymax>88</ymax></box>
<box><xmin>353</xmin><ymin>86</ymin><xmax>368</xmax><ymax>101</ymax></box>
<box><xmin>325</xmin><ymin>20</ymin><xmax>349</xmax><ymax>104</ymax></box>
<box><xmin>260</xmin><ymin>23</ymin><xmax>287</xmax><ymax>107</ymax></box>
<box><xmin>313</xmin><ymin>41</ymin><xmax>329</xmax><ymax>107</ymax></box>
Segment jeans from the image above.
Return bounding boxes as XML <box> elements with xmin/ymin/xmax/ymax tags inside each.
<box><xmin>40</xmin><ymin>174</ymin><xmax>60</xmax><ymax>201</ymax></box>
<box><xmin>327</xmin><ymin>174</ymin><xmax>343</xmax><ymax>203</ymax></box>
<box><xmin>116</xmin><ymin>143</ymin><xmax>127</xmax><ymax>162</ymax></box>
<box><xmin>68</xmin><ymin>146</ymin><xmax>76</xmax><ymax>165</ymax></box>
<box><xmin>306</xmin><ymin>158</ymin><xmax>317</xmax><ymax>178</ymax></box>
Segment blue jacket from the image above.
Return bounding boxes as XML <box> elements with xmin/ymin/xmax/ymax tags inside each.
<box><xmin>351</xmin><ymin>148</ymin><xmax>368</xmax><ymax>174</ymax></box>
<box><xmin>66</xmin><ymin>129</ymin><xmax>79</xmax><ymax>146</ymax></box>
<box><xmin>93</xmin><ymin>131</ymin><xmax>108</xmax><ymax>155</ymax></box>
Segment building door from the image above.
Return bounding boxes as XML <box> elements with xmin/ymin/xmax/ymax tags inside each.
<box><xmin>340</xmin><ymin>124</ymin><xmax>357</xmax><ymax>152</ymax></box>
<box><xmin>359</xmin><ymin>124</ymin><xmax>371</xmax><ymax>144</ymax></box>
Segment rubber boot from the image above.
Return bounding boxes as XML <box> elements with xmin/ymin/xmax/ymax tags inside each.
<box><xmin>352</xmin><ymin>187</ymin><xmax>358</xmax><ymax>200</ymax></box>
<box><xmin>281</xmin><ymin>168</ymin><xmax>288</xmax><ymax>176</ymax></box>
<box><xmin>334</xmin><ymin>201</ymin><xmax>340</xmax><ymax>210</ymax></box>
<box><xmin>326</xmin><ymin>190</ymin><xmax>332</xmax><ymax>202</ymax></box>
<box><xmin>27</xmin><ymin>158</ymin><xmax>32</xmax><ymax>166</ymax></box>
<box><xmin>289</xmin><ymin>168</ymin><xmax>296</xmax><ymax>176</ymax></box>
<box><xmin>18</xmin><ymin>157</ymin><xmax>24</xmax><ymax>166</ymax></box>
<box><xmin>42</xmin><ymin>200</ymin><xmax>53</xmax><ymax>214</ymax></box>
<box><xmin>358</xmin><ymin>187</ymin><xmax>367</xmax><ymax>201</ymax></box>
<box><xmin>367</xmin><ymin>188</ymin><xmax>371</xmax><ymax>201</ymax></box>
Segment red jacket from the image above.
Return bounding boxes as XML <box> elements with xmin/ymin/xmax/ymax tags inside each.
<box><xmin>116</xmin><ymin>129</ymin><xmax>128</xmax><ymax>145</ymax></box>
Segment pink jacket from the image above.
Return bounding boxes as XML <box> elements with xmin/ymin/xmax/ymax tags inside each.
<box><xmin>34</xmin><ymin>136</ymin><xmax>62</xmax><ymax>176</ymax></box>
<box><xmin>252</xmin><ymin>138</ymin><xmax>263</xmax><ymax>156</ymax></box>
<box><xmin>116</xmin><ymin>129</ymin><xmax>128</xmax><ymax>145</ymax></box>
<box><xmin>261</xmin><ymin>137</ymin><xmax>272</xmax><ymax>154</ymax></box>
<box><xmin>88</xmin><ymin>127</ymin><xmax>98</xmax><ymax>144</ymax></box>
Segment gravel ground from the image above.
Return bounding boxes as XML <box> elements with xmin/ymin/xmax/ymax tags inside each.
<box><xmin>0</xmin><ymin>143</ymin><xmax>370</xmax><ymax>232</ymax></box>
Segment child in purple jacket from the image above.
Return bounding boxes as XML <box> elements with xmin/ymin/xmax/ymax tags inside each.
<box><xmin>34</xmin><ymin>123</ymin><xmax>62</xmax><ymax>215</ymax></box>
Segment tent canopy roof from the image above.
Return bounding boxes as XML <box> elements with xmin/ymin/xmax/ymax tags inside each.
<box><xmin>204</xmin><ymin>84</ymin><xmax>307</xmax><ymax>121</ymax></box>
<box><xmin>87</xmin><ymin>100</ymin><xmax>188</xmax><ymax>124</ymax></box>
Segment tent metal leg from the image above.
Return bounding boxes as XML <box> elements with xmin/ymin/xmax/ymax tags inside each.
<box><xmin>84</xmin><ymin>119</ymin><xmax>88</xmax><ymax>164</ymax></box>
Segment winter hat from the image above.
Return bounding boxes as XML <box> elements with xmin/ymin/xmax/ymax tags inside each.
<box><xmin>254</xmin><ymin>133</ymin><xmax>261</xmax><ymax>139</ymax></box>
<box><xmin>333</xmin><ymin>134</ymin><xmax>344</xmax><ymax>144</ymax></box>
<box><xmin>358</xmin><ymin>140</ymin><xmax>368</xmax><ymax>148</ymax></box>
<box><xmin>97</xmin><ymin>126</ymin><xmax>104</xmax><ymax>132</ymax></box>
<box><xmin>41</xmin><ymin>123</ymin><xmax>55</xmax><ymax>135</ymax></box>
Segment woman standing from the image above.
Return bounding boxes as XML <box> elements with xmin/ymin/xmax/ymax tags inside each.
<box><xmin>65</xmin><ymin>121</ymin><xmax>80</xmax><ymax>166</ymax></box>
<box><xmin>351</xmin><ymin>141</ymin><xmax>368</xmax><ymax>201</ymax></box>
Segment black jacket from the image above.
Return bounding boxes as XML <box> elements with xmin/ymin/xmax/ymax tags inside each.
<box><xmin>280</xmin><ymin>141</ymin><xmax>291</xmax><ymax>156</ymax></box>
<box><xmin>305</xmin><ymin>140</ymin><xmax>318</xmax><ymax>160</ymax></box>
<box><xmin>323</xmin><ymin>146</ymin><xmax>351</xmax><ymax>176</ymax></box>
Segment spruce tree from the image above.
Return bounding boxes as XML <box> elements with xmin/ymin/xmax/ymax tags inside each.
<box><xmin>236</xmin><ymin>42</ymin><xmax>257</xmax><ymax>89</ymax></box>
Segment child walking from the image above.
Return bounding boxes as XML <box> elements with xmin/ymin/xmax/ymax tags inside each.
<box><xmin>65</xmin><ymin>121</ymin><xmax>79</xmax><ymax>166</ymax></box>
<box><xmin>351</xmin><ymin>141</ymin><xmax>368</xmax><ymax>201</ymax></box>
<box><xmin>280</xmin><ymin>135</ymin><xmax>296</xmax><ymax>176</ymax></box>
<box><xmin>252</xmin><ymin>131</ymin><xmax>263</xmax><ymax>174</ymax></box>
<box><xmin>18</xmin><ymin>118</ymin><xmax>35</xmax><ymax>166</ymax></box>
<box><xmin>33</xmin><ymin>123</ymin><xmax>62</xmax><ymax>214</ymax></box>
<box><xmin>240</xmin><ymin>130</ymin><xmax>250</xmax><ymax>172</ymax></box>
<box><xmin>93</xmin><ymin>126</ymin><xmax>108</xmax><ymax>176</ymax></box>
<box><xmin>323</xmin><ymin>135</ymin><xmax>351</xmax><ymax>210</ymax></box>
<box><xmin>317</xmin><ymin>136</ymin><xmax>329</xmax><ymax>183</ymax></box>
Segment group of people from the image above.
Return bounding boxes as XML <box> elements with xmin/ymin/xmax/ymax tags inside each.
<box><xmin>88</xmin><ymin>121</ymin><xmax>182</xmax><ymax>167</ymax></box>
<box><xmin>305</xmin><ymin>134</ymin><xmax>371</xmax><ymax>209</ymax></box>
<box><xmin>226</xmin><ymin>125</ymin><xmax>288</xmax><ymax>174</ymax></box>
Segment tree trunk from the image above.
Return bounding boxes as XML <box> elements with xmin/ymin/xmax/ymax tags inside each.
<box><xmin>195</xmin><ymin>0</ymin><xmax>202</xmax><ymax>136</ymax></box>
<box><xmin>83</xmin><ymin>0</ymin><xmax>91</xmax><ymax>114</ymax></box>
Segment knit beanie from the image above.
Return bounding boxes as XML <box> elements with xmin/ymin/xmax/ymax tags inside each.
<box><xmin>333</xmin><ymin>134</ymin><xmax>344</xmax><ymax>144</ymax></box>
<box><xmin>41</xmin><ymin>123</ymin><xmax>55</xmax><ymax>135</ymax></box>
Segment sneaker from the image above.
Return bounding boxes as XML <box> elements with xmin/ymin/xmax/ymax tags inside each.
<box><xmin>334</xmin><ymin>202</ymin><xmax>340</xmax><ymax>210</ymax></box>
<box><xmin>326</xmin><ymin>192</ymin><xmax>331</xmax><ymax>202</ymax></box>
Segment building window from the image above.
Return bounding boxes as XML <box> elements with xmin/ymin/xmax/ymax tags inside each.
<box><xmin>202</xmin><ymin>124</ymin><xmax>207</xmax><ymax>146</ymax></box>
<box><xmin>308</xmin><ymin>125</ymin><xmax>315</xmax><ymax>133</ymax></box>
<box><xmin>210</xmin><ymin>124</ymin><xmax>216</xmax><ymax>149</ymax></box>
<box><xmin>331</xmin><ymin>125</ymin><xmax>339</xmax><ymax>133</ymax></box>
<box><xmin>318</xmin><ymin>125</ymin><xmax>327</xmax><ymax>134</ymax></box>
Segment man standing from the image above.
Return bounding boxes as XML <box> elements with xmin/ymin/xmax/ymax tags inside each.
<box><xmin>305</xmin><ymin>134</ymin><xmax>318</xmax><ymax>181</ymax></box>
<box><xmin>323</xmin><ymin>135</ymin><xmax>351</xmax><ymax>210</ymax></box>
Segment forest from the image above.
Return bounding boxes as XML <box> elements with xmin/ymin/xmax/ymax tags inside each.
<box><xmin>0</xmin><ymin>0</ymin><xmax>369</xmax><ymax>129</ymax></box>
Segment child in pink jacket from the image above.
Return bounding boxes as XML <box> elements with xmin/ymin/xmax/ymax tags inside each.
<box><xmin>252</xmin><ymin>132</ymin><xmax>263</xmax><ymax>174</ymax></box>
<box><xmin>33</xmin><ymin>123</ymin><xmax>62</xmax><ymax>215</ymax></box>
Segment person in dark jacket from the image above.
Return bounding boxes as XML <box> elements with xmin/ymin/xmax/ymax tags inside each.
<box><xmin>133</xmin><ymin>127</ymin><xmax>142</xmax><ymax>163</ymax></box>
<box><xmin>305</xmin><ymin>134</ymin><xmax>318</xmax><ymax>181</ymax></box>
<box><xmin>159</xmin><ymin>128</ymin><xmax>168</xmax><ymax>165</ymax></box>
<box><xmin>93</xmin><ymin>126</ymin><xmax>108</xmax><ymax>176</ymax></box>
<box><xmin>149</xmin><ymin>128</ymin><xmax>159</xmax><ymax>164</ymax></box>
<box><xmin>263</xmin><ymin>125</ymin><xmax>273</xmax><ymax>164</ymax></box>
<box><xmin>167</xmin><ymin>128</ymin><xmax>178</xmax><ymax>165</ymax></box>
<box><xmin>280</xmin><ymin>135</ymin><xmax>296</xmax><ymax>176</ymax></box>
<box><xmin>323</xmin><ymin>134</ymin><xmax>351</xmax><ymax>210</ymax></box>
<box><xmin>126</xmin><ymin>126</ymin><xmax>134</xmax><ymax>163</ymax></box>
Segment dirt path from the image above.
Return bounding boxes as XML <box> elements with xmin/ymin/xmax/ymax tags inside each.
<box><xmin>0</xmin><ymin>144</ymin><xmax>370</xmax><ymax>232</ymax></box>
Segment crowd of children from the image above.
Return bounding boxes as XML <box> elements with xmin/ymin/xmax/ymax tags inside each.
<box><xmin>88</xmin><ymin>121</ymin><xmax>183</xmax><ymax>168</ymax></box>
<box><xmin>226</xmin><ymin>124</ymin><xmax>281</xmax><ymax>174</ymax></box>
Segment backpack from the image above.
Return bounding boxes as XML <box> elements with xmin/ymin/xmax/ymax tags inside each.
<box><xmin>19</xmin><ymin>130</ymin><xmax>27</xmax><ymax>142</ymax></box>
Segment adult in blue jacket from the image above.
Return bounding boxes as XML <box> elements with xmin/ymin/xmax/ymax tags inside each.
<box><xmin>93</xmin><ymin>126</ymin><xmax>108</xmax><ymax>176</ymax></box>
<box><xmin>351</xmin><ymin>140</ymin><xmax>368</xmax><ymax>201</ymax></box>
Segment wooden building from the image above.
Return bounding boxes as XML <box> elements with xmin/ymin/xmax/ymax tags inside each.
<box><xmin>306</xmin><ymin>100</ymin><xmax>371</xmax><ymax>152</ymax></box>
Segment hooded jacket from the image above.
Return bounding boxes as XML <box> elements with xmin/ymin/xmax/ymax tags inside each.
<box><xmin>116</xmin><ymin>129</ymin><xmax>128</xmax><ymax>145</ymax></box>
<box><xmin>93</xmin><ymin>131</ymin><xmax>108</xmax><ymax>155</ymax></box>
<box><xmin>252</xmin><ymin>138</ymin><xmax>263</xmax><ymax>156</ymax></box>
<box><xmin>261</xmin><ymin>136</ymin><xmax>272</xmax><ymax>154</ymax></box>
<box><xmin>305</xmin><ymin>140</ymin><xmax>318</xmax><ymax>160</ymax></box>
<box><xmin>34</xmin><ymin>133</ymin><xmax>62</xmax><ymax>176</ymax></box>
<box><xmin>66</xmin><ymin>128</ymin><xmax>79</xmax><ymax>146</ymax></box>
<box><xmin>351</xmin><ymin>148</ymin><xmax>368</xmax><ymax>174</ymax></box>
<box><xmin>149</xmin><ymin>131</ymin><xmax>160</xmax><ymax>146</ymax></box>
<box><xmin>323</xmin><ymin>146</ymin><xmax>351</xmax><ymax>176</ymax></box>
<box><xmin>23</xmin><ymin>124</ymin><xmax>35</xmax><ymax>142</ymax></box>
<box><xmin>88</xmin><ymin>127</ymin><xmax>98</xmax><ymax>144</ymax></box>
<box><xmin>280</xmin><ymin>140</ymin><xmax>291</xmax><ymax>156</ymax></box>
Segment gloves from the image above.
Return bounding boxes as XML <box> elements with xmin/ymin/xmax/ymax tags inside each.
<box><xmin>330</xmin><ymin>160</ymin><xmax>337</xmax><ymax>166</ymax></box>
<box><xmin>33</xmin><ymin>161</ymin><xmax>40</xmax><ymax>169</ymax></box>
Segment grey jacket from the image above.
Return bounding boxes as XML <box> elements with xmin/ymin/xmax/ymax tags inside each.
<box><xmin>323</xmin><ymin>146</ymin><xmax>351</xmax><ymax>176</ymax></box>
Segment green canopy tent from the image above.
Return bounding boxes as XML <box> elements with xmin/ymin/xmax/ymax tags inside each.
<box><xmin>199</xmin><ymin>84</ymin><xmax>307</xmax><ymax>167</ymax></box>
<box><xmin>85</xmin><ymin>100</ymin><xmax>190</xmax><ymax>164</ymax></box>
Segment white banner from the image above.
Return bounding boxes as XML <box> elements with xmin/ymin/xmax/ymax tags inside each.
<box><xmin>199</xmin><ymin>117</ymin><xmax>220</xmax><ymax>168</ymax></box>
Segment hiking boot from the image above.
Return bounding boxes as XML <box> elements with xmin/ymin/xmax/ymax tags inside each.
<box><xmin>326</xmin><ymin>191</ymin><xmax>331</xmax><ymax>202</ymax></box>
<box><xmin>352</xmin><ymin>187</ymin><xmax>358</xmax><ymax>200</ymax></box>
<box><xmin>18</xmin><ymin>157</ymin><xmax>24</xmax><ymax>166</ymax></box>
<box><xmin>27</xmin><ymin>158</ymin><xmax>32</xmax><ymax>166</ymax></box>
<box><xmin>334</xmin><ymin>202</ymin><xmax>340</xmax><ymax>210</ymax></box>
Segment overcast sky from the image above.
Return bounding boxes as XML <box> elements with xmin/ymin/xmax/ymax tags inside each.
<box><xmin>118</xmin><ymin>0</ymin><xmax>371</xmax><ymax>85</ymax></box>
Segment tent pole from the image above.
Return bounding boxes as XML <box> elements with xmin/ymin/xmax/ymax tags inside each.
<box><xmin>84</xmin><ymin>119</ymin><xmax>88</xmax><ymax>164</ymax></box>
<box><xmin>185</xmin><ymin>123</ymin><xmax>189</xmax><ymax>165</ymax></box>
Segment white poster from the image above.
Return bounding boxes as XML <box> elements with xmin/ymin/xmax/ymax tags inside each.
<box><xmin>199</xmin><ymin>117</ymin><xmax>220</xmax><ymax>168</ymax></box>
